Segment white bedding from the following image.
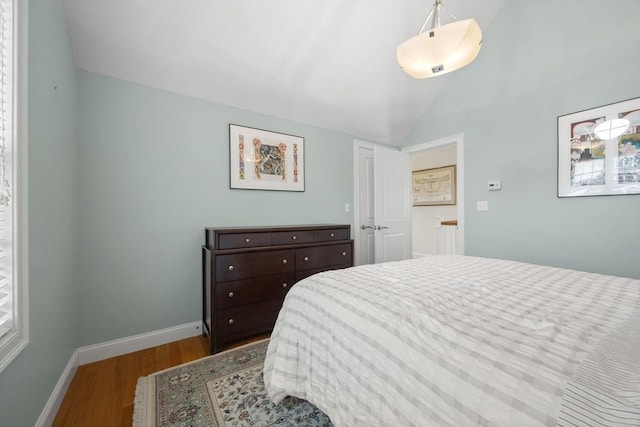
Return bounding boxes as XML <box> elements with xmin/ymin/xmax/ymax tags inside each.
<box><xmin>263</xmin><ymin>255</ymin><xmax>640</xmax><ymax>427</ymax></box>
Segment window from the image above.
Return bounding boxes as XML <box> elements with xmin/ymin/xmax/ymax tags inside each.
<box><xmin>0</xmin><ymin>0</ymin><xmax>27</xmax><ymax>373</ymax></box>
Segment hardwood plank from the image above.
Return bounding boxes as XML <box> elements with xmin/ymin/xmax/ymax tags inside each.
<box><xmin>52</xmin><ymin>333</ymin><xmax>267</xmax><ymax>426</ymax></box>
<box><xmin>52</xmin><ymin>335</ymin><xmax>210</xmax><ymax>427</ymax></box>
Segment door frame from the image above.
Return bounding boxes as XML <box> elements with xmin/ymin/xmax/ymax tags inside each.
<box><xmin>402</xmin><ymin>133</ymin><xmax>465</xmax><ymax>255</ymax></box>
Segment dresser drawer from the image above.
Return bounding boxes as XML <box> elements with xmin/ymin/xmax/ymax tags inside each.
<box><xmin>313</xmin><ymin>228</ymin><xmax>349</xmax><ymax>242</ymax></box>
<box><xmin>215</xmin><ymin>249</ymin><xmax>294</xmax><ymax>282</ymax></box>
<box><xmin>216</xmin><ymin>299</ymin><xmax>283</xmax><ymax>335</ymax></box>
<box><xmin>271</xmin><ymin>230</ymin><xmax>314</xmax><ymax>245</ymax></box>
<box><xmin>217</xmin><ymin>232</ymin><xmax>271</xmax><ymax>250</ymax></box>
<box><xmin>215</xmin><ymin>273</ymin><xmax>294</xmax><ymax>309</ymax></box>
<box><xmin>296</xmin><ymin>243</ymin><xmax>352</xmax><ymax>270</ymax></box>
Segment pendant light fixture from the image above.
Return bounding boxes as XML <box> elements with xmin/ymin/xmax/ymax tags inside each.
<box><xmin>397</xmin><ymin>0</ymin><xmax>483</xmax><ymax>79</ymax></box>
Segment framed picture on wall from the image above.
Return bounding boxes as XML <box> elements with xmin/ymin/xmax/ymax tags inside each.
<box><xmin>229</xmin><ymin>124</ymin><xmax>305</xmax><ymax>191</ymax></box>
<box><xmin>412</xmin><ymin>165</ymin><xmax>456</xmax><ymax>206</ymax></box>
<box><xmin>558</xmin><ymin>97</ymin><xmax>640</xmax><ymax>197</ymax></box>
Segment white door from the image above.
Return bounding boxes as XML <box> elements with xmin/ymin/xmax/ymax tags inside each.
<box><xmin>356</xmin><ymin>145</ymin><xmax>375</xmax><ymax>265</ymax></box>
<box><xmin>373</xmin><ymin>146</ymin><xmax>412</xmax><ymax>263</ymax></box>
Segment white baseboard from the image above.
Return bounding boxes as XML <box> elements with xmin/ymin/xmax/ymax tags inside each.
<box><xmin>78</xmin><ymin>321</ymin><xmax>203</xmax><ymax>365</ymax></box>
<box><xmin>37</xmin><ymin>321</ymin><xmax>204</xmax><ymax>426</ymax></box>
<box><xmin>35</xmin><ymin>349</ymin><xmax>78</xmax><ymax>427</ymax></box>
<box><xmin>412</xmin><ymin>252</ymin><xmax>428</xmax><ymax>258</ymax></box>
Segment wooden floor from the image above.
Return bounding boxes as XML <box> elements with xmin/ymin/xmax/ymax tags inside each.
<box><xmin>52</xmin><ymin>334</ymin><xmax>267</xmax><ymax>427</ymax></box>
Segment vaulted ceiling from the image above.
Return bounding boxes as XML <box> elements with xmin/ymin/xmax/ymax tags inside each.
<box><xmin>64</xmin><ymin>0</ymin><xmax>506</xmax><ymax>145</ymax></box>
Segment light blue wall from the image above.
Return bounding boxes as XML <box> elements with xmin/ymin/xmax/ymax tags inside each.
<box><xmin>76</xmin><ymin>71</ymin><xmax>355</xmax><ymax>345</ymax></box>
<box><xmin>0</xmin><ymin>1</ymin><xmax>78</xmax><ymax>426</ymax></box>
<box><xmin>403</xmin><ymin>0</ymin><xmax>640</xmax><ymax>278</ymax></box>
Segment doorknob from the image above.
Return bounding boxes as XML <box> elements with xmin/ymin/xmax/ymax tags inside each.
<box><xmin>376</xmin><ymin>225</ymin><xmax>389</xmax><ymax>230</ymax></box>
<box><xmin>360</xmin><ymin>225</ymin><xmax>374</xmax><ymax>230</ymax></box>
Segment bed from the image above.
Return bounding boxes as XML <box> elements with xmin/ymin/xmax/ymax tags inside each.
<box><xmin>263</xmin><ymin>255</ymin><xmax>640</xmax><ymax>426</ymax></box>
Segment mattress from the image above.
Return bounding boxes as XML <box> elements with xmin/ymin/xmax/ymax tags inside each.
<box><xmin>263</xmin><ymin>255</ymin><xmax>640</xmax><ymax>426</ymax></box>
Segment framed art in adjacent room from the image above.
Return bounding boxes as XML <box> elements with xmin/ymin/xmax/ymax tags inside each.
<box><xmin>229</xmin><ymin>124</ymin><xmax>305</xmax><ymax>191</ymax></box>
<box><xmin>558</xmin><ymin>97</ymin><xmax>640</xmax><ymax>197</ymax></box>
<box><xmin>412</xmin><ymin>165</ymin><xmax>456</xmax><ymax>206</ymax></box>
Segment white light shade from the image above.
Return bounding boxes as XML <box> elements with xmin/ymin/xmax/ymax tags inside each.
<box><xmin>593</xmin><ymin>118</ymin><xmax>630</xmax><ymax>140</ymax></box>
<box><xmin>397</xmin><ymin>18</ymin><xmax>482</xmax><ymax>79</ymax></box>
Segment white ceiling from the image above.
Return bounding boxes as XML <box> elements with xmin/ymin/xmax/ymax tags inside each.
<box><xmin>64</xmin><ymin>0</ymin><xmax>505</xmax><ymax>145</ymax></box>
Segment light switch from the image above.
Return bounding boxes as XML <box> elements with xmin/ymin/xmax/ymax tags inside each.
<box><xmin>488</xmin><ymin>180</ymin><xmax>502</xmax><ymax>191</ymax></box>
<box><xmin>477</xmin><ymin>201</ymin><xmax>489</xmax><ymax>211</ymax></box>
<box><xmin>344</xmin><ymin>203</ymin><xmax>350</xmax><ymax>213</ymax></box>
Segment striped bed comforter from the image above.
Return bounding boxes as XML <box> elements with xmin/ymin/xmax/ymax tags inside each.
<box><xmin>263</xmin><ymin>255</ymin><xmax>640</xmax><ymax>427</ymax></box>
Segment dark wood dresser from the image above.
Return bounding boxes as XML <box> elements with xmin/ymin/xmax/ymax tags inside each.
<box><xmin>202</xmin><ymin>224</ymin><xmax>353</xmax><ymax>353</ymax></box>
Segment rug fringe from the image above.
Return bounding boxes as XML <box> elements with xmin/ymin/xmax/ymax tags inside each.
<box><xmin>132</xmin><ymin>376</ymin><xmax>147</xmax><ymax>427</ymax></box>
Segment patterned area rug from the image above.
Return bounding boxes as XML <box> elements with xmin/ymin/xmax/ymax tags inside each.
<box><xmin>133</xmin><ymin>338</ymin><xmax>332</xmax><ymax>426</ymax></box>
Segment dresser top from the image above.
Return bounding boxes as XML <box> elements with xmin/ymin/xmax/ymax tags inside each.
<box><xmin>205</xmin><ymin>224</ymin><xmax>350</xmax><ymax>234</ymax></box>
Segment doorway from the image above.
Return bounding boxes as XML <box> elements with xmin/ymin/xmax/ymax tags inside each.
<box><xmin>353</xmin><ymin>142</ymin><xmax>412</xmax><ymax>265</ymax></box>
<box><xmin>353</xmin><ymin>134</ymin><xmax>465</xmax><ymax>265</ymax></box>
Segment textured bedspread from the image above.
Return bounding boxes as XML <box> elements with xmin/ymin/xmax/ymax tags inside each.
<box><xmin>263</xmin><ymin>256</ymin><xmax>640</xmax><ymax>427</ymax></box>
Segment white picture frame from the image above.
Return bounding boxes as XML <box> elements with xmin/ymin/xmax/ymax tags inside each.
<box><xmin>229</xmin><ymin>124</ymin><xmax>305</xmax><ymax>192</ymax></box>
<box><xmin>558</xmin><ymin>97</ymin><xmax>640</xmax><ymax>197</ymax></box>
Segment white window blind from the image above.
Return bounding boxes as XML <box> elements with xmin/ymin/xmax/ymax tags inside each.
<box><xmin>0</xmin><ymin>0</ymin><xmax>14</xmax><ymax>340</ymax></box>
<box><xmin>0</xmin><ymin>0</ymin><xmax>26</xmax><ymax>373</ymax></box>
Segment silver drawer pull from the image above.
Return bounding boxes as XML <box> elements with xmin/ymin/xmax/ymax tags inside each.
<box><xmin>292</xmin><ymin>235</ymin><xmax>297</xmax><ymax>240</ymax></box>
<box><xmin>330</xmin><ymin>233</ymin><xmax>335</xmax><ymax>237</ymax></box>
<box><xmin>228</xmin><ymin>292</ymin><xmax>234</xmax><ymax>298</ymax></box>
<box><xmin>282</xmin><ymin>259</ymin><xmax>288</xmax><ymax>264</ymax></box>
<box><xmin>342</xmin><ymin>252</ymin><xmax>347</xmax><ymax>256</ymax></box>
<box><xmin>228</xmin><ymin>318</ymin><xmax>234</xmax><ymax>325</ymax></box>
<box><xmin>228</xmin><ymin>265</ymin><xmax>234</xmax><ymax>271</ymax></box>
<box><xmin>245</xmin><ymin>238</ymin><xmax>250</xmax><ymax>243</ymax></box>
<box><xmin>282</xmin><ymin>283</ymin><xmax>288</xmax><ymax>288</ymax></box>
<box><xmin>303</xmin><ymin>256</ymin><xmax>309</xmax><ymax>261</ymax></box>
